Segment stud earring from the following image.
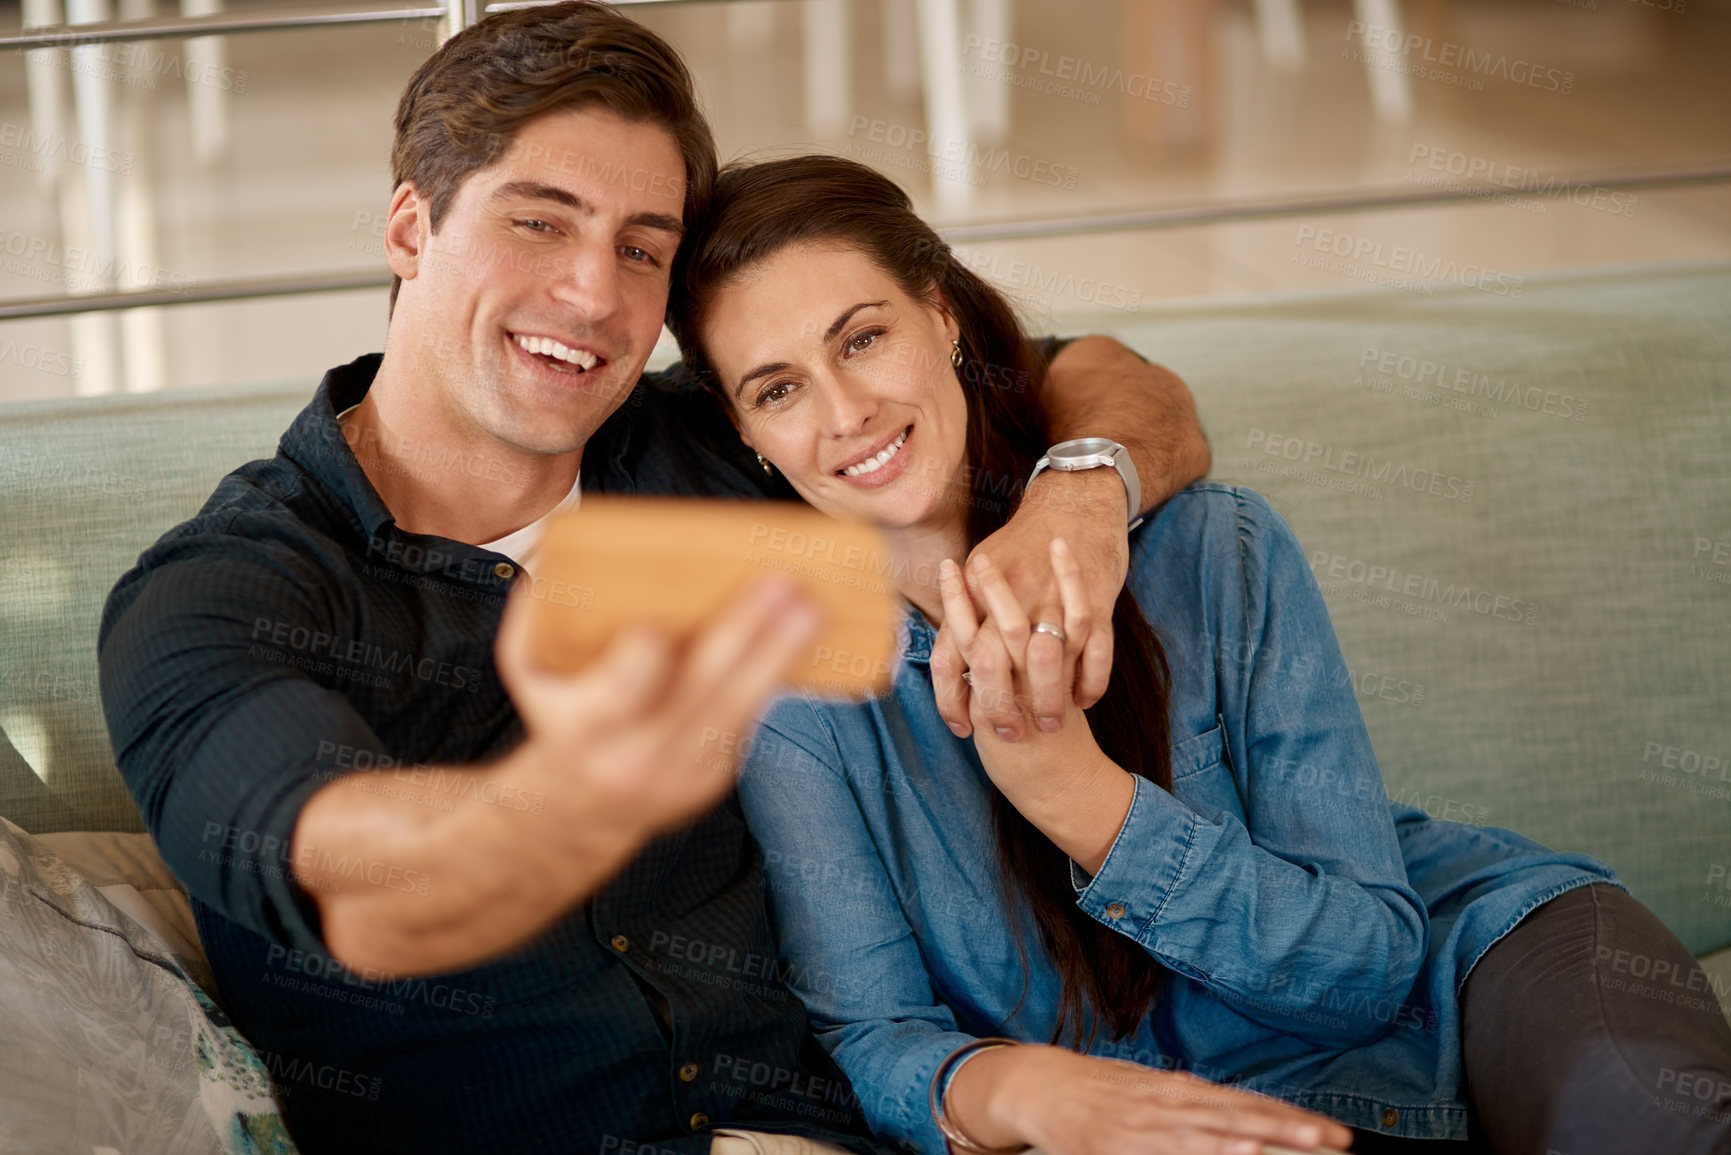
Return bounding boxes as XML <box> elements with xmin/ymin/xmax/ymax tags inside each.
<box><xmin>755</xmin><ymin>452</ymin><xmax>773</xmax><ymax>477</ymax></box>
<box><xmin>950</xmin><ymin>340</ymin><xmax>963</xmax><ymax>368</ymax></box>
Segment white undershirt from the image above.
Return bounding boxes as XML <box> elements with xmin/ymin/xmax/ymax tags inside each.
<box><xmin>337</xmin><ymin>402</ymin><xmax>581</xmax><ymax>567</ymax></box>
<box><xmin>475</xmin><ymin>477</ymin><xmax>582</xmax><ymax>566</ymax></box>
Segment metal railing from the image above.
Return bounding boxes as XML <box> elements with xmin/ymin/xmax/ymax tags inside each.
<box><xmin>2</xmin><ymin>3</ymin><xmax>444</xmax><ymax>50</ymax></box>
<box><xmin>0</xmin><ymin>271</ymin><xmax>396</xmax><ymax>321</ymax></box>
<box><xmin>3</xmin><ymin>163</ymin><xmax>1729</xmax><ymax>322</ymax></box>
<box><xmin>938</xmin><ymin>163</ymin><xmax>1731</xmax><ymax>244</ymax></box>
<box><xmin>0</xmin><ymin>0</ymin><xmax>723</xmax><ymax>51</ymax></box>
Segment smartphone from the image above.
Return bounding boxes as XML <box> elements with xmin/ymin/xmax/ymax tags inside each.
<box><xmin>530</xmin><ymin>497</ymin><xmax>901</xmax><ymax>696</ymax></box>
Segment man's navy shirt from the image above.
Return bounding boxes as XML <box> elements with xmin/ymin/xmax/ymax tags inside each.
<box><xmin>98</xmin><ymin>354</ymin><xmax>883</xmax><ymax>1155</ymax></box>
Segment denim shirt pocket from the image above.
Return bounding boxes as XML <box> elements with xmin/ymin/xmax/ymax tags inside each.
<box><xmin>1169</xmin><ymin>716</ymin><xmax>1247</xmax><ymax>825</ymax></box>
<box><xmin>1170</xmin><ymin>716</ymin><xmax>1229</xmax><ymax>783</ymax></box>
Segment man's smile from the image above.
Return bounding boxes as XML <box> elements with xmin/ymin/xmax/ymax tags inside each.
<box><xmin>509</xmin><ymin>331</ymin><xmax>606</xmax><ymax>375</ymax></box>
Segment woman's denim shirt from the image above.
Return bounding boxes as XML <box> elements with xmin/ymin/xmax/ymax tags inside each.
<box><xmin>737</xmin><ymin>482</ymin><xmax>1619</xmax><ymax>1150</ymax></box>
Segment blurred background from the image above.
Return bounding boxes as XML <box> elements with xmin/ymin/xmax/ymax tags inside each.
<box><xmin>1</xmin><ymin>0</ymin><xmax>1728</xmax><ymax>401</ymax></box>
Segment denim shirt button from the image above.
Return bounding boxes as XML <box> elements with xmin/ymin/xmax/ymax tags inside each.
<box><xmin>494</xmin><ymin>561</ymin><xmax>515</xmax><ymax>580</ymax></box>
<box><xmin>610</xmin><ymin>934</ymin><xmax>630</xmax><ymax>952</ymax></box>
<box><xmin>1106</xmin><ymin>903</ymin><xmax>1127</xmax><ymax>919</ymax></box>
<box><xmin>1381</xmin><ymin>1108</ymin><xmax>1399</xmax><ymax>1127</ymax></box>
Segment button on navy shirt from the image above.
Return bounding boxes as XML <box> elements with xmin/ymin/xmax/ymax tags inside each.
<box><xmin>98</xmin><ymin>354</ymin><xmax>883</xmax><ymax>1155</ymax></box>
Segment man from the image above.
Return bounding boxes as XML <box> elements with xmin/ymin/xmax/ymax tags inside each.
<box><xmin>99</xmin><ymin>4</ymin><xmax>1227</xmax><ymax>1152</ymax></box>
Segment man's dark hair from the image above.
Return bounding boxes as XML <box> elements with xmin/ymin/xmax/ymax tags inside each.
<box><xmin>388</xmin><ymin>0</ymin><xmax>717</xmax><ymax>311</ymax></box>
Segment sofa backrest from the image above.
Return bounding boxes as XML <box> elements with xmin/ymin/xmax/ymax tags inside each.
<box><xmin>0</xmin><ymin>380</ymin><xmax>314</xmax><ymax>835</ymax></box>
<box><xmin>1079</xmin><ymin>262</ymin><xmax>1730</xmax><ymax>957</ymax></box>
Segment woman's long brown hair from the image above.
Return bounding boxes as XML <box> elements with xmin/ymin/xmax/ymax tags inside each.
<box><xmin>668</xmin><ymin>155</ymin><xmax>1173</xmax><ymax>1046</ymax></box>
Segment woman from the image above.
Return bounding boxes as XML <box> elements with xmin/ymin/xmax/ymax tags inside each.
<box><xmin>665</xmin><ymin>156</ymin><xmax>1731</xmax><ymax>1155</ymax></box>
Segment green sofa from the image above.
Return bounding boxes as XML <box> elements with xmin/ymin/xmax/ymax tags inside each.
<box><xmin>2</xmin><ymin>262</ymin><xmax>1727</xmax><ymax>1019</ymax></box>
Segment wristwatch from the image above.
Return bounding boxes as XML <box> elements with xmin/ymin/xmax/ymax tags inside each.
<box><xmin>1027</xmin><ymin>438</ymin><xmax>1143</xmax><ymax>530</ymax></box>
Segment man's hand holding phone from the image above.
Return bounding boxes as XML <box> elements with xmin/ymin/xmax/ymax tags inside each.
<box><xmin>494</xmin><ymin>570</ymin><xmax>823</xmax><ymax>840</ymax></box>
<box><xmin>298</xmin><ymin>500</ymin><xmax>893</xmax><ymax>977</ymax></box>
<box><xmin>298</xmin><ymin>573</ymin><xmax>824</xmax><ymax>978</ymax></box>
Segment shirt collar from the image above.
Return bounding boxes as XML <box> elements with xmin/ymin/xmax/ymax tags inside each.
<box><xmin>280</xmin><ymin>352</ymin><xmax>647</xmax><ymax>524</ymax></box>
<box><xmin>477</xmin><ymin>470</ymin><xmax>582</xmax><ymax>566</ymax></box>
<box><xmin>279</xmin><ymin>353</ymin><xmax>397</xmax><ymax>543</ymax></box>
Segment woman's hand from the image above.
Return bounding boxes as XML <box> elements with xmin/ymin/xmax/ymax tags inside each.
<box><xmin>931</xmin><ymin>468</ymin><xmax>1131</xmax><ymax>740</ymax></box>
<box><xmin>945</xmin><ymin>1043</ymin><xmax>1355</xmax><ymax>1155</ymax></box>
<box><xmin>937</xmin><ymin>542</ymin><xmax>1136</xmax><ymax>875</ymax></box>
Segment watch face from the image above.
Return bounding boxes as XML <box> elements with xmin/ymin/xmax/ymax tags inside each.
<box><xmin>1053</xmin><ymin>437</ymin><xmax>1117</xmax><ymax>461</ymax></box>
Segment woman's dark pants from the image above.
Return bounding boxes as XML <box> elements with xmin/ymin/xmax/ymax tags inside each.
<box><xmin>1348</xmin><ymin>884</ymin><xmax>1731</xmax><ymax>1155</ymax></box>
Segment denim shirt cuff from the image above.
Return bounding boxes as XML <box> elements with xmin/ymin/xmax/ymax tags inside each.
<box><xmin>886</xmin><ymin>1030</ymin><xmax>989</xmax><ymax>1155</ymax></box>
<box><xmin>1073</xmin><ymin>775</ymin><xmax>1198</xmax><ymax>945</ymax></box>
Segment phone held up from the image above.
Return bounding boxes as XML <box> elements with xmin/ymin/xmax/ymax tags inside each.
<box><xmin>531</xmin><ymin>497</ymin><xmax>900</xmax><ymax>697</ymax></box>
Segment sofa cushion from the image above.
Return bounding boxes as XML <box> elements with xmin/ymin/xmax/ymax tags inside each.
<box><xmin>0</xmin><ymin>818</ymin><xmax>297</xmax><ymax>1153</ymax></box>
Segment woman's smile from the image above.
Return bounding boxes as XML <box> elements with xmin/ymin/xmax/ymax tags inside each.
<box><xmin>836</xmin><ymin>424</ymin><xmax>913</xmax><ymax>485</ymax></box>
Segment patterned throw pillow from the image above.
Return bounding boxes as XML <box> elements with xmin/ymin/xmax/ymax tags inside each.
<box><xmin>0</xmin><ymin>818</ymin><xmax>298</xmax><ymax>1153</ymax></box>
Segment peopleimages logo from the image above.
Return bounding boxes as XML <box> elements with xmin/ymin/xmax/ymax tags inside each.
<box><xmin>951</xmin><ymin>244</ymin><xmax>1143</xmax><ymax>311</ymax></box>
<box><xmin>845</xmin><ymin>117</ymin><xmax>1079</xmax><ymax>188</ymax></box>
<box><xmin>959</xmin><ymin>35</ymin><xmax>1191</xmax><ymax>107</ymax></box>
<box><xmin>1309</xmin><ymin>550</ymin><xmax>1540</xmax><ymax>626</ymax></box>
<box><xmin>0</xmin><ymin>339</ymin><xmax>83</xmax><ymax>380</ymax></box>
<box><xmin>1345</xmin><ymin>21</ymin><xmax>1575</xmax><ymax>94</ymax></box>
<box><xmin>1246</xmin><ymin>428</ymin><xmax>1476</xmax><ymax>502</ymax></box>
<box><xmin>1406</xmin><ymin>144</ymin><xmax>1639</xmax><ymax>219</ymax></box>
<box><xmin>0</xmin><ymin>227</ymin><xmax>198</xmax><ymax>295</ymax></box>
<box><xmin>0</xmin><ymin>121</ymin><xmax>134</xmax><ymax>174</ymax></box>
<box><xmin>1294</xmin><ymin>225</ymin><xmax>1525</xmax><ymax>297</ymax></box>
<box><xmin>1357</xmin><ymin>347</ymin><xmax>1589</xmax><ymax>420</ymax></box>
